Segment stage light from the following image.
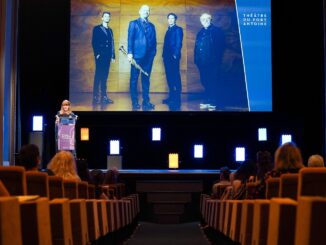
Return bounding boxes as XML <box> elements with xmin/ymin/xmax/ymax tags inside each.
<box><xmin>169</xmin><ymin>153</ymin><xmax>179</xmax><ymax>169</ymax></box>
<box><xmin>32</xmin><ymin>116</ymin><xmax>43</xmax><ymax>131</ymax></box>
<box><xmin>80</xmin><ymin>128</ymin><xmax>89</xmax><ymax>141</ymax></box>
<box><xmin>152</xmin><ymin>127</ymin><xmax>161</xmax><ymax>141</ymax></box>
<box><xmin>258</xmin><ymin>128</ymin><xmax>267</xmax><ymax>141</ymax></box>
<box><xmin>110</xmin><ymin>140</ymin><xmax>120</xmax><ymax>155</ymax></box>
<box><xmin>281</xmin><ymin>134</ymin><xmax>292</xmax><ymax>145</ymax></box>
<box><xmin>194</xmin><ymin>144</ymin><xmax>203</xmax><ymax>158</ymax></box>
<box><xmin>235</xmin><ymin>147</ymin><xmax>245</xmax><ymax>162</ymax></box>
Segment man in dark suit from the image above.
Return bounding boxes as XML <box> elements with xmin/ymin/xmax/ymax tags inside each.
<box><xmin>162</xmin><ymin>13</ymin><xmax>183</xmax><ymax>110</ymax></box>
<box><xmin>127</xmin><ymin>5</ymin><xmax>157</xmax><ymax>110</ymax></box>
<box><xmin>92</xmin><ymin>11</ymin><xmax>115</xmax><ymax>105</ymax></box>
<box><xmin>194</xmin><ymin>13</ymin><xmax>225</xmax><ymax>111</ymax></box>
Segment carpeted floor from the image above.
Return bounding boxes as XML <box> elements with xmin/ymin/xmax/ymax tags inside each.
<box><xmin>124</xmin><ymin>222</ymin><xmax>211</xmax><ymax>245</ymax></box>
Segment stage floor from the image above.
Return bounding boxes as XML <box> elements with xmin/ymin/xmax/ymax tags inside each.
<box><xmin>70</xmin><ymin>92</ymin><xmax>248</xmax><ymax>111</ymax></box>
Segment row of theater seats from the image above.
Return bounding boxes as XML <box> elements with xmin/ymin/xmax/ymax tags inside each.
<box><xmin>201</xmin><ymin>167</ymin><xmax>326</xmax><ymax>245</ymax></box>
<box><xmin>0</xmin><ymin>166</ymin><xmax>140</xmax><ymax>245</ymax></box>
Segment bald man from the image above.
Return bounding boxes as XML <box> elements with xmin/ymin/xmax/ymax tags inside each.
<box><xmin>127</xmin><ymin>5</ymin><xmax>157</xmax><ymax>111</ymax></box>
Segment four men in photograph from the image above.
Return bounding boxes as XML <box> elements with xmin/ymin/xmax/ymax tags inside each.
<box><xmin>92</xmin><ymin>8</ymin><xmax>225</xmax><ymax>111</ymax></box>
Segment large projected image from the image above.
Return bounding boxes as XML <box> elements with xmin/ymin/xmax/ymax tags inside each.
<box><xmin>70</xmin><ymin>0</ymin><xmax>271</xmax><ymax>112</ymax></box>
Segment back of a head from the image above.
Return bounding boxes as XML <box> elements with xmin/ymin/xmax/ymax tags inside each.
<box><xmin>90</xmin><ymin>169</ymin><xmax>105</xmax><ymax>186</ymax></box>
<box><xmin>220</xmin><ymin>166</ymin><xmax>231</xmax><ymax>181</ymax></box>
<box><xmin>18</xmin><ymin>144</ymin><xmax>40</xmax><ymax>171</ymax></box>
<box><xmin>47</xmin><ymin>151</ymin><xmax>80</xmax><ymax>180</ymax></box>
<box><xmin>274</xmin><ymin>142</ymin><xmax>304</xmax><ymax>170</ymax></box>
<box><xmin>256</xmin><ymin>150</ymin><xmax>273</xmax><ymax>178</ymax></box>
<box><xmin>308</xmin><ymin>154</ymin><xmax>325</xmax><ymax>167</ymax></box>
<box><xmin>234</xmin><ymin>159</ymin><xmax>256</xmax><ymax>182</ymax></box>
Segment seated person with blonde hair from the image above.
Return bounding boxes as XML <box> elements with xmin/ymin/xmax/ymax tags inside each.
<box><xmin>47</xmin><ymin>151</ymin><xmax>80</xmax><ymax>181</ymax></box>
<box><xmin>307</xmin><ymin>154</ymin><xmax>324</xmax><ymax>167</ymax></box>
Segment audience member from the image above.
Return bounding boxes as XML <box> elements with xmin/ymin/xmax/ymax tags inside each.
<box><xmin>17</xmin><ymin>144</ymin><xmax>54</xmax><ymax>175</ymax></box>
<box><xmin>256</xmin><ymin>150</ymin><xmax>273</xmax><ymax>180</ymax></box>
<box><xmin>255</xmin><ymin>142</ymin><xmax>304</xmax><ymax>198</ymax></box>
<box><xmin>231</xmin><ymin>159</ymin><xmax>256</xmax><ymax>199</ymax></box>
<box><xmin>212</xmin><ymin>167</ymin><xmax>231</xmax><ymax>198</ymax></box>
<box><xmin>307</xmin><ymin>154</ymin><xmax>325</xmax><ymax>167</ymax></box>
<box><xmin>90</xmin><ymin>169</ymin><xmax>108</xmax><ymax>199</ymax></box>
<box><xmin>76</xmin><ymin>158</ymin><xmax>93</xmax><ymax>183</ymax></box>
<box><xmin>271</xmin><ymin>142</ymin><xmax>304</xmax><ymax>176</ymax></box>
<box><xmin>103</xmin><ymin>168</ymin><xmax>119</xmax><ymax>184</ymax></box>
<box><xmin>47</xmin><ymin>151</ymin><xmax>80</xmax><ymax>181</ymax></box>
<box><xmin>17</xmin><ymin>144</ymin><xmax>41</xmax><ymax>171</ymax></box>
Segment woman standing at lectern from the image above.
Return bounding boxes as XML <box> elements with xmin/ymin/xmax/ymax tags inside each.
<box><xmin>55</xmin><ymin>100</ymin><xmax>78</xmax><ymax>156</ymax></box>
<box><xmin>55</xmin><ymin>99</ymin><xmax>77</xmax><ymax>124</ymax></box>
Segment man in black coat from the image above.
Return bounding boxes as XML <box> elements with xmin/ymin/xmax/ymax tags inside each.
<box><xmin>162</xmin><ymin>13</ymin><xmax>183</xmax><ymax>110</ymax></box>
<box><xmin>92</xmin><ymin>11</ymin><xmax>115</xmax><ymax>105</ymax></box>
<box><xmin>127</xmin><ymin>5</ymin><xmax>157</xmax><ymax>110</ymax></box>
<box><xmin>194</xmin><ymin>13</ymin><xmax>225</xmax><ymax>110</ymax></box>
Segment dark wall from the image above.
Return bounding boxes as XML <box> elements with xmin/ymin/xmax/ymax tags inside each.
<box><xmin>17</xmin><ymin>0</ymin><xmax>324</xmax><ymax>168</ymax></box>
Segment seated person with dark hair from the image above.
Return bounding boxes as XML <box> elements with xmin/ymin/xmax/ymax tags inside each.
<box><xmin>212</xmin><ymin>166</ymin><xmax>231</xmax><ymax>198</ymax></box>
<box><xmin>17</xmin><ymin>144</ymin><xmax>41</xmax><ymax>171</ymax></box>
<box><xmin>18</xmin><ymin>144</ymin><xmax>53</xmax><ymax>175</ymax></box>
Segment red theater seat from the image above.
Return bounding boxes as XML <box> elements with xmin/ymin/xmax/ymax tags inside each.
<box><xmin>298</xmin><ymin>167</ymin><xmax>326</xmax><ymax>198</ymax></box>
<box><xmin>279</xmin><ymin>173</ymin><xmax>298</xmax><ymax>200</ymax></box>
<box><xmin>26</xmin><ymin>171</ymin><xmax>49</xmax><ymax>197</ymax></box>
<box><xmin>48</xmin><ymin>176</ymin><xmax>64</xmax><ymax>199</ymax></box>
<box><xmin>63</xmin><ymin>180</ymin><xmax>78</xmax><ymax>199</ymax></box>
<box><xmin>0</xmin><ymin>197</ymin><xmax>22</xmax><ymax>244</ymax></box>
<box><xmin>77</xmin><ymin>181</ymin><xmax>88</xmax><ymax>199</ymax></box>
<box><xmin>267</xmin><ymin>198</ymin><xmax>297</xmax><ymax>245</ymax></box>
<box><xmin>266</xmin><ymin>178</ymin><xmax>280</xmax><ymax>199</ymax></box>
<box><xmin>295</xmin><ymin>196</ymin><xmax>326</xmax><ymax>245</ymax></box>
<box><xmin>0</xmin><ymin>166</ymin><xmax>27</xmax><ymax>195</ymax></box>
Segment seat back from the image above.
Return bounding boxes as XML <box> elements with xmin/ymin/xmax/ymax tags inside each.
<box><xmin>88</xmin><ymin>184</ymin><xmax>96</xmax><ymax>199</ymax></box>
<box><xmin>267</xmin><ymin>198</ymin><xmax>297</xmax><ymax>245</ymax></box>
<box><xmin>78</xmin><ymin>181</ymin><xmax>88</xmax><ymax>199</ymax></box>
<box><xmin>212</xmin><ymin>183</ymin><xmax>230</xmax><ymax>199</ymax></box>
<box><xmin>266</xmin><ymin>178</ymin><xmax>280</xmax><ymax>199</ymax></box>
<box><xmin>0</xmin><ymin>197</ymin><xmax>23</xmax><ymax>245</ymax></box>
<box><xmin>26</xmin><ymin>171</ymin><xmax>49</xmax><ymax>197</ymax></box>
<box><xmin>252</xmin><ymin>200</ymin><xmax>270</xmax><ymax>245</ymax></box>
<box><xmin>0</xmin><ymin>166</ymin><xmax>27</xmax><ymax>195</ymax></box>
<box><xmin>0</xmin><ymin>180</ymin><xmax>10</xmax><ymax>196</ymax></box>
<box><xmin>295</xmin><ymin>196</ymin><xmax>326</xmax><ymax>245</ymax></box>
<box><xmin>298</xmin><ymin>167</ymin><xmax>326</xmax><ymax>198</ymax></box>
<box><xmin>279</xmin><ymin>173</ymin><xmax>299</xmax><ymax>200</ymax></box>
<box><xmin>63</xmin><ymin>180</ymin><xmax>78</xmax><ymax>199</ymax></box>
<box><xmin>48</xmin><ymin>176</ymin><xmax>64</xmax><ymax>199</ymax></box>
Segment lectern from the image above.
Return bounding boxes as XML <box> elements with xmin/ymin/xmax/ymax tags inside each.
<box><xmin>55</xmin><ymin>115</ymin><xmax>77</xmax><ymax>155</ymax></box>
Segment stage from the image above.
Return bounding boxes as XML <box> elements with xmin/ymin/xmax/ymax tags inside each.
<box><xmin>116</xmin><ymin>169</ymin><xmax>221</xmax><ymax>223</ymax></box>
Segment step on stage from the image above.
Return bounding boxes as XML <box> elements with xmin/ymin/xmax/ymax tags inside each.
<box><xmin>118</xmin><ymin>169</ymin><xmax>221</xmax><ymax>224</ymax></box>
